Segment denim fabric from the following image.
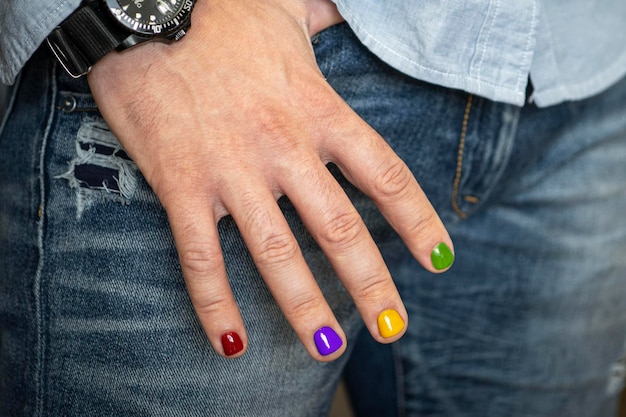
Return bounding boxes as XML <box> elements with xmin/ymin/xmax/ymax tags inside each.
<box><xmin>0</xmin><ymin>36</ymin><xmax>355</xmax><ymax>417</ymax></box>
<box><xmin>328</xmin><ymin>22</ymin><xmax>626</xmax><ymax>417</ymax></box>
<box><xmin>1</xmin><ymin>23</ymin><xmax>626</xmax><ymax>416</ymax></box>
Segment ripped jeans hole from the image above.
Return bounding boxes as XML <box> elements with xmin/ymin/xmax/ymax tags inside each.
<box><xmin>56</xmin><ymin>118</ymin><xmax>138</xmax><ymax>217</ymax></box>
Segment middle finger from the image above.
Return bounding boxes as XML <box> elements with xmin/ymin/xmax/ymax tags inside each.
<box><xmin>279</xmin><ymin>159</ymin><xmax>408</xmax><ymax>344</ymax></box>
<box><xmin>222</xmin><ymin>179</ymin><xmax>348</xmax><ymax>361</ymax></box>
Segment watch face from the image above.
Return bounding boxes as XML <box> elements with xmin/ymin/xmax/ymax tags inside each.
<box><xmin>104</xmin><ymin>0</ymin><xmax>194</xmax><ymax>36</ymax></box>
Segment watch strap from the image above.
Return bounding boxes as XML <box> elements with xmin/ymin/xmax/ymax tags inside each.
<box><xmin>47</xmin><ymin>1</ymin><xmax>130</xmax><ymax>77</ymax></box>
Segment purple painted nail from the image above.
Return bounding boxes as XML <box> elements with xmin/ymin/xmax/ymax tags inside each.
<box><xmin>314</xmin><ymin>326</ymin><xmax>343</xmax><ymax>356</ymax></box>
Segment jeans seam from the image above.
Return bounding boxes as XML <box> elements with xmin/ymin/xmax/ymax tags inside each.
<box><xmin>33</xmin><ymin>59</ymin><xmax>57</xmax><ymax>417</ymax></box>
<box><xmin>452</xmin><ymin>94</ymin><xmax>475</xmax><ymax>219</ymax></box>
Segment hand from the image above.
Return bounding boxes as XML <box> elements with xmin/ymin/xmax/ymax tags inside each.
<box><xmin>87</xmin><ymin>0</ymin><xmax>453</xmax><ymax>361</ymax></box>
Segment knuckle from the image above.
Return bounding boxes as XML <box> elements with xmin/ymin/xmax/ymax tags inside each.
<box><xmin>255</xmin><ymin>232</ymin><xmax>300</xmax><ymax>266</ymax></box>
<box><xmin>238</xmin><ymin>197</ymin><xmax>300</xmax><ymax>267</ymax></box>
<box><xmin>405</xmin><ymin>208</ymin><xmax>440</xmax><ymax>237</ymax></box>
<box><xmin>287</xmin><ymin>294</ymin><xmax>326</xmax><ymax>321</ymax></box>
<box><xmin>192</xmin><ymin>294</ymin><xmax>233</xmax><ymax>318</ymax></box>
<box><xmin>354</xmin><ymin>273</ymin><xmax>392</xmax><ymax>303</ymax></box>
<box><xmin>318</xmin><ymin>210</ymin><xmax>363</xmax><ymax>248</ymax></box>
<box><xmin>373</xmin><ymin>159</ymin><xmax>413</xmax><ymax>199</ymax></box>
<box><xmin>180</xmin><ymin>244</ymin><xmax>223</xmax><ymax>276</ymax></box>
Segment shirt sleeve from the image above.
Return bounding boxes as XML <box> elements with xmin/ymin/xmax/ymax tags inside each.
<box><xmin>0</xmin><ymin>0</ymin><xmax>82</xmax><ymax>85</ymax></box>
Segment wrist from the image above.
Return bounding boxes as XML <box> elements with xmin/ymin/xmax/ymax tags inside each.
<box><xmin>48</xmin><ymin>0</ymin><xmax>197</xmax><ymax>78</ymax></box>
<box><xmin>305</xmin><ymin>0</ymin><xmax>344</xmax><ymax>36</ymax></box>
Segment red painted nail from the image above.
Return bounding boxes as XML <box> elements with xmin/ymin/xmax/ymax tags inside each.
<box><xmin>221</xmin><ymin>332</ymin><xmax>244</xmax><ymax>356</ymax></box>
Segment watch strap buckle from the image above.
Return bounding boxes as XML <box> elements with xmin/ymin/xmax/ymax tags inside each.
<box><xmin>47</xmin><ymin>29</ymin><xmax>92</xmax><ymax>78</ymax></box>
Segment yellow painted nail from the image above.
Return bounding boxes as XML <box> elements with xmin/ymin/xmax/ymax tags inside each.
<box><xmin>377</xmin><ymin>309</ymin><xmax>405</xmax><ymax>339</ymax></box>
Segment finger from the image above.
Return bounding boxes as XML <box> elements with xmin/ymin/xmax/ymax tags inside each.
<box><xmin>222</xmin><ymin>182</ymin><xmax>347</xmax><ymax>362</ymax></box>
<box><xmin>162</xmin><ymin>194</ymin><xmax>248</xmax><ymax>358</ymax></box>
<box><xmin>280</xmin><ymin>159</ymin><xmax>408</xmax><ymax>344</ymax></box>
<box><xmin>328</xmin><ymin>113</ymin><xmax>455</xmax><ymax>273</ymax></box>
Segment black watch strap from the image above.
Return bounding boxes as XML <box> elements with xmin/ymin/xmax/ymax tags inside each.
<box><xmin>47</xmin><ymin>1</ymin><xmax>130</xmax><ymax>78</ymax></box>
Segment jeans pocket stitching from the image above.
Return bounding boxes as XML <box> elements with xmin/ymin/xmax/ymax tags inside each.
<box><xmin>451</xmin><ymin>94</ymin><xmax>475</xmax><ymax>219</ymax></box>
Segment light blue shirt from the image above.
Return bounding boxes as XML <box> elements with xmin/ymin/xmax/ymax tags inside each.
<box><xmin>0</xmin><ymin>0</ymin><xmax>82</xmax><ymax>84</ymax></box>
<box><xmin>333</xmin><ymin>0</ymin><xmax>626</xmax><ymax>106</ymax></box>
<box><xmin>2</xmin><ymin>0</ymin><xmax>626</xmax><ymax>107</ymax></box>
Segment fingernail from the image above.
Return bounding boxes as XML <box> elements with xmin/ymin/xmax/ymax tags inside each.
<box><xmin>314</xmin><ymin>326</ymin><xmax>343</xmax><ymax>356</ymax></box>
<box><xmin>221</xmin><ymin>332</ymin><xmax>244</xmax><ymax>356</ymax></box>
<box><xmin>431</xmin><ymin>242</ymin><xmax>454</xmax><ymax>270</ymax></box>
<box><xmin>377</xmin><ymin>309</ymin><xmax>405</xmax><ymax>339</ymax></box>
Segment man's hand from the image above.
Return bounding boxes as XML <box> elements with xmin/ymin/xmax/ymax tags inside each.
<box><xmin>87</xmin><ymin>0</ymin><xmax>453</xmax><ymax>361</ymax></box>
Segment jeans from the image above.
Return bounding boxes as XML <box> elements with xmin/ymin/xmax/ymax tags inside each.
<box><xmin>1</xmin><ymin>23</ymin><xmax>625</xmax><ymax>417</ymax></box>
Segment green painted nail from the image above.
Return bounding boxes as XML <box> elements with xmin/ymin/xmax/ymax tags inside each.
<box><xmin>431</xmin><ymin>242</ymin><xmax>454</xmax><ymax>270</ymax></box>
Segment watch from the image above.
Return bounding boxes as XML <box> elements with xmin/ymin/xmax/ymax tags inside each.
<box><xmin>47</xmin><ymin>0</ymin><xmax>197</xmax><ymax>78</ymax></box>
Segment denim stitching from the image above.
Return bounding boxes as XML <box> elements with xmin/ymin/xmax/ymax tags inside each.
<box><xmin>55</xmin><ymin>92</ymin><xmax>99</xmax><ymax>113</ymax></box>
<box><xmin>464</xmin><ymin>195</ymin><xmax>480</xmax><ymax>204</ymax></box>
<box><xmin>452</xmin><ymin>94</ymin><xmax>474</xmax><ymax>219</ymax></box>
<box><xmin>33</xmin><ymin>55</ymin><xmax>58</xmax><ymax>417</ymax></box>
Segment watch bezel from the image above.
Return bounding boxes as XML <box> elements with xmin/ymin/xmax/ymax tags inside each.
<box><xmin>102</xmin><ymin>0</ymin><xmax>195</xmax><ymax>37</ymax></box>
